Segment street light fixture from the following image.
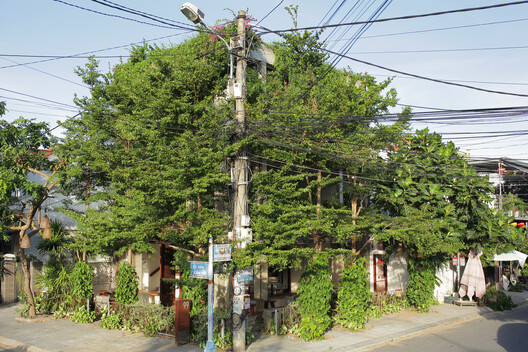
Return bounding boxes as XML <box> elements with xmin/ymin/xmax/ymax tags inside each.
<box><xmin>180</xmin><ymin>2</ymin><xmax>204</xmax><ymax>24</ymax></box>
<box><xmin>180</xmin><ymin>2</ymin><xmax>233</xmax><ymax>80</ymax></box>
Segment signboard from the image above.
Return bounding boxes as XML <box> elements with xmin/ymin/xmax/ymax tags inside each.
<box><xmin>213</xmin><ymin>244</ymin><xmax>232</xmax><ymax>262</ymax></box>
<box><xmin>233</xmin><ymin>295</ymin><xmax>244</xmax><ymax>314</ymax></box>
<box><xmin>190</xmin><ymin>261</ymin><xmax>209</xmax><ymax>279</ymax></box>
<box><xmin>452</xmin><ymin>256</ymin><xmax>466</xmax><ymax>266</ymax></box>
<box><xmin>236</xmin><ymin>267</ymin><xmax>254</xmax><ymax>283</ymax></box>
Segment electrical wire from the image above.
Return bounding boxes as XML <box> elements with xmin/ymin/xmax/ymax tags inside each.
<box><xmin>268</xmin><ymin>1</ymin><xmax>528</xmax><ymax>34</ymax></box>
<box><xmin>0</xmin><ymin>57</ymin><xmax>87</xmax><ymax>89</ymax></box>
<box><xmin>0</xmin><ymin>32</ymin><xmax>192</xmax><ymax>70</ymax></box>
<box><xmin>0</xmin><ymin>87</ymin><xmax>78</xmax><ymax>109</ymax></box>
<box><xmin>51</xmin><ymin>0</ymin><xmax>186</xmax><ymax>30</ymax></box>
<box><xmin>88</xmin><ymin>0</ymin><xmax>193</xmax><ymax>30</ymax></box>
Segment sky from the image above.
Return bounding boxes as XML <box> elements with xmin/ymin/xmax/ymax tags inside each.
<box><xmin>2</xmin><ymin>0</ymin><xmax>528</xmax><ymax>161</ymax></box>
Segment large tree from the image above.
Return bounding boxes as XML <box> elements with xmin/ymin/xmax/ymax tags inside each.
<box><xmin>374</xmin><ymin>129</ymin><xmax>513</xmax><ymax>260</ymax></box>
<box><xmin>235</xmin><ymin>25</ymin><xmax>409</xmax><ymax>269</ymax></box>
<box><xmin>58</xmin><ymin>36</ymin><xmax>234</xmax><ymax>259</ymax></box>
<box><xmin>1</xmin><ymin>112</ymin><xmax>61</xmax><ymax>317</ymax></box>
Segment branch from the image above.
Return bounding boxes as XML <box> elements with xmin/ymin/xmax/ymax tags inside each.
<box><xmin>25</xmin><ymin>167</ymin><xmax>49</xmax><ymax>180</ymax></box>
<box><xmin>165</xmin><ymin>244</ymin><xmax>199</xmax><ymax>257</ymax></box>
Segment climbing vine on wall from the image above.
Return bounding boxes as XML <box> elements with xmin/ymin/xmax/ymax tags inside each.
<box><xmin>335</xmin><ymin>257</ymin><xmax>371</xmax><ymax>330</ymax></box>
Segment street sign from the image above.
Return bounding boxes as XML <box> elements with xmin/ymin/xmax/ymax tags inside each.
<box><xmin>236</xmin><ymin>267</ymin><xmax>254</xmax><ymax>283</ymax></box>
<box><xmin>452</xmin><ymin>256</ymin><xmax>466</xmax><ymax>266</ymax></box>
<box><xmin>213</xmin><ymin>244</ymin><xmax>232</xmax><ymax>262</ymax></box>
<box><xmin>190</xmin><ymin>261</ymin><xmax>209</xmax><ymax>279</ymax></box>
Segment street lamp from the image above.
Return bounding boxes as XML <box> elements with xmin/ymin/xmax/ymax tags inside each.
<box><xmin>180</xmin><ymin>2</ymin><xmax>233</xmax><ymax>80</ymax></box>
<box><xmin>180</xmin><ymin>2</ymin><xmax>204</xmax><ymax>24</ymax></box>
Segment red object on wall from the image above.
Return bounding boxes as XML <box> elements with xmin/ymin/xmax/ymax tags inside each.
<box><xmin>174</xmin><ymin>299</ymin><xmax>191</xmax><ymax>345</ymax></box>
<box><xmin>373</xmin><ymin>254</ymin><xmax>387</xmax><ymax>292</ymax></box>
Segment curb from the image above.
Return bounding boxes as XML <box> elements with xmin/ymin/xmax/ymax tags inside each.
<box><xmin>0</xmin><ymin>336</ymin><xmax>51</xmax><ymax>352</ymax></box>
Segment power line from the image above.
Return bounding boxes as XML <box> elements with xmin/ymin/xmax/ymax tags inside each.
<box><xmin>346</xmin><ymin>45</ymin><xmax>528</xmax><ymax>55</ymax></box>
<box><xmin>336</xmin><ymin>17</ymin><xmax>528</xmax><ymax>41</ymax></box>
<box><xmin>51</xmin><ymin>0</ymin><xmax>191</xmax><ymax>30</ymax></box>
<box><xmin>0</xmin><ymin>32</ymin><xmax>191</xmax><ymax>69</ymax></box>
<box><xmin>0</xmin><ymin>57</ymin><xmax>87</xmax><ymax>89</ymax></box>
<box><xmin>0</xmin><ymin>87</ymin><xmax>77</xmax><ymax>109</ymax></box>
<box><xmin>268</xmin><ymin>1</ymin><xmax>528</xmax><ymax>34</ymax></box>
<box><xmin>88</xmin><ymin>0</ymin><xmax>193</xmax><ymax>30</ymax></box>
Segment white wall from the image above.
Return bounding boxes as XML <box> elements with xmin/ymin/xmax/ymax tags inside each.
<box><xmin>434</xmin><ymin>263</ymin><xmax>457</xmax><ymax>303</ymax></box>
<box><xmin>387</xmin><ymin>252</ymin><xmax>408</xmax><ymax>292</ymax></box>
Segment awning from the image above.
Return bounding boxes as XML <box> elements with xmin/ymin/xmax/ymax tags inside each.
<box><xmin>492</xmin><ymin>250</ymin><xmax>528</xmax><ymax>267</ymax></box>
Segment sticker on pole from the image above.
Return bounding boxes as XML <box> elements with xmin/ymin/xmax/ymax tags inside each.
<box><xmin>213</xmin><ymin>244</ymin><xmax>232</xmax><ymax>262</ymax></box>
<box><xmin>190</xmin><ymin>261</ymin><xmax>209</xmax><ymax>279</ymax></box>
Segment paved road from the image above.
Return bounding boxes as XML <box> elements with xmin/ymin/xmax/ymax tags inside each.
<box><xmin>364</xmin><ymin>304</ymin><xmax>528</xmax><ymax>352</ymax></box>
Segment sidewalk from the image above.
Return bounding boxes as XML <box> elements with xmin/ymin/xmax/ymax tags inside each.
<box><xmin>1</xmin><ymin>291</ymin><xmax>527</xmax><ymax>352</ymax></box>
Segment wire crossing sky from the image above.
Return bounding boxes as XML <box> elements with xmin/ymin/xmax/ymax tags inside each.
<box><xmin>1</xmin><ymin>0</ymin><xmax>527</xmax><ymax>159</ymax></box>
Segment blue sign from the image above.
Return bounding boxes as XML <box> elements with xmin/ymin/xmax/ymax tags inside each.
<box><xmin>236</xmin><ymin>267</ymin><xmax>254</xmax><ymax>283</ymax></box>
<box><xmin>190</xmin><ymin>261</ymin><xmax>209</xmax><ymax>279</ymax></box>
<box><xmin>213</xmin><ymin>244</ymin><xmax>232</xmax><ymax>262</ymax></box>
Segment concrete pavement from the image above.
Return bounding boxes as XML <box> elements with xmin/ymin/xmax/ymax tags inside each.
<box><xmin>1</xmin><ymin>291</ymin><xmax>527</xmax><ymax>352</ymax></box>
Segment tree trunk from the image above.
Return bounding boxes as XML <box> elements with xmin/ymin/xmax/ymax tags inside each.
<box><xmin>18</xmin><ymin>246</ymin><xmax>36</xmax><ymax>317</ymax></box>
<box><xmin>314</xmin><ymin>170</ymin><xmax>323</xmax><ymax>251</ymax></box>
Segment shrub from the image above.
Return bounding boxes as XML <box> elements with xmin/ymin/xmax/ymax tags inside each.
<box><xmin>114</xmin><ymin>301</ymin><xmax>175</xmax><ymax>336</ymax></box>
<box><xmin>296</xmin><ymin>257</ymin><xmax>333</xmax><ymax>340</ymax></box>
<box><xmin>100</xmin><ymin>312</ymin><xmax>122</xmax><ymax>330</ymax></box>
<box><xmin>367</xmin><ymin>291</ymin><xmax>408</xmax><ymax>319</ymax></box>
<box><xmin>71</xmin><ymin>261</ymin><xmax>94</xmax><ymax>299</ymax></box>
<box><xmin>115</xmin><ymin>262</ymin><xmax>139</xmax><ymax>305</ymax></box>
<box><xmin>406</xmin><ymin>258</ymin><xmax>438</xmax><ymax>312</ymax></box>
<box><xmin>481</xmin><ymin>286</ymin><xmax>517</xmax><ymax>311</ymax></box>
<box><xmin>71</xmin><ymin>307</ymin><xmax>96</xmax><ymax>323</ymax></box>
<box><xmin>335</xmin><ymin>257</ymin><xmax>371</xmax><ymax>330</ymax></box>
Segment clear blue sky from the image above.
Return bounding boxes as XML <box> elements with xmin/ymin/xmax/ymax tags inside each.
<box><xmin>2</xmin><ymin>0</ymin><xmax>528</xmax><ymax>159</ymax></box>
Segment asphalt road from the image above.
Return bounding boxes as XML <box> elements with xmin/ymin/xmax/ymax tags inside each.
<box><xmin>364</xmin><ymin>304</ymin><xmax>528</xmax><ymax>352</ymax></box>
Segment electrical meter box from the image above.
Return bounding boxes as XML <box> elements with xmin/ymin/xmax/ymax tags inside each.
<box><xmin>233</xmin><ymin>83</ymin><xmax>243</xmax><ymax>98</ymax></box>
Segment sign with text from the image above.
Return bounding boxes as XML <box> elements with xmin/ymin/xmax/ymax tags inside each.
<box><xmin>236</xmin><ymin>267</ymin><xmax>254</xmax><ymax>283</ymax></box>
<box><xmin>213</xmin><ymin>244</ymin><xmax>232</xmax><ymax>262</ymax></box>
<box><xmin>452</xmin><ymin>256</ymin><xmax>466</xmax><ymax>266</ymax></box>
<box><xmin>190</xmin><ymin>261</ymin><xmax>209</xmax><ymax>279</ymax></box>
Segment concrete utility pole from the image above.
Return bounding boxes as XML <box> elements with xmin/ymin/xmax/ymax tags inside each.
<box><xmin>232</xmin><ymin>10</ymin><xmax>248</xmax><ymax>352</ymax></box>
<box><xmin>233</xmin><ymin>11</ymin><xmax>248</xmax><ymax>232</ymax></box>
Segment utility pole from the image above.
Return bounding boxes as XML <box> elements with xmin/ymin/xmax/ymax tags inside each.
<box><xmin>232</xmin><ymin>10</ymin><xmax>248</xmax><ymax>352</ymax></box>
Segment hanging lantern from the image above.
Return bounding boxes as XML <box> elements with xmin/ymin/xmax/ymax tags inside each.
<box><xmin>41</xmin><ymin>215</ymin><xmax>53</xmax><ymax>239</ymax></box>
<box><xmin>20</xmin><ymin>234</ymin><xmax>31</xmax><ymax>248</ymax></box>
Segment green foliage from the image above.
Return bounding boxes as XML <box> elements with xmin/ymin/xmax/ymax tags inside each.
<box><xmin>277</xmin><ymin>301</ymin><xmax>302</xmax><ymax>336</ymax></box>
<box><xmin>70</xmin><ymin>261</ymin><xmax>94</xmax><ymax>299</ymax></box>
<box><xmin>366</xmin><ymin>291</ymin><xmax>408</xmax><ymax>319</ymax></box>
<box><xmin>192</xmin><ymin>307</ymin><xmax>233</xmax><ymax>348</ymax></box>
<box><xmin>481</xmin><ymin>286</ymin><xmax>517</xmax><ymax>311</ymax></box>
<box><xmin>0</xmin><ymin>116</ymin><xmax>60</xmax><ymax>317</ymax></box>
<box><xmin>406</xmin><ymin>258</ymin><xmax>438</xmax><ymax>312</ymax></box>
<box><xmin>522</xmin><ymin>264</ymin><xmax>528</xmax><ymax>277</ymax></box>
<box><xmin>114</xmin><ymin>301</ymin><xmax>175</xmax><ymax>336</ymax></box>
<box><xmin>335</xmin><ymin>257</ymin><xmax>371</xmax><ymax>330</ymax></box>
<box><xmin>58</xmin><ymin>35</ymin><xmax>231</xmax><ymax>258</ymax></box>
<box><xmin>509</xmin><ymin>283</ymin><xmax>524</xmax><ymax>292</ymax></box>
<box><xmin>296</xmin><ymin>258</ymin><xmax>333</xmax><ymax>340</ymax></box>
<box><xmin>374</xmin><ymin>129</ymin><xmax>513</xmax><ymax>261</ymax></box>
<box><xmin>114</xmin><ymin>262</ymin><xmax>139</xmax><ymax>305</ymax></box>
<box><xmin>100</xmin><ymin>312</ymin><xmax>122</xmax><ymax>330</ymax></box>
<box><xmin>71</xmin><ymin>307</ymin><xmax>96</xmax><ymax>323</ymax></box>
